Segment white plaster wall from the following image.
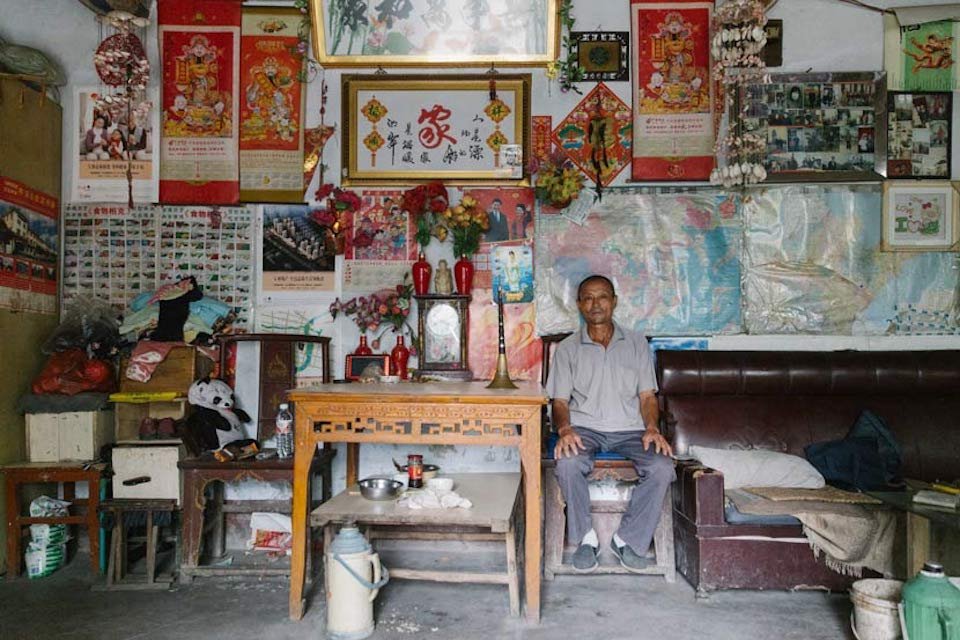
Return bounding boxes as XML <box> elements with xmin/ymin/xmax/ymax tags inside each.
<box><xmin>2</xmin><ymin>0</ymin><xmax>960</xmax><ymax>498</ymax></box>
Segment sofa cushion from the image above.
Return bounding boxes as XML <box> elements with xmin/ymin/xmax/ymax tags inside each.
<box><xmin>688</xmin><ymin>445</ymin><xmax>826</xmax><ymax>489</ymax></box>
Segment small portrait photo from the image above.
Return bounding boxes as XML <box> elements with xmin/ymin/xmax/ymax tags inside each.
<box><xmin>804</xmin><ymin>84</ymin><xmax>821</xmax><ymax>110</ymax></box>
<box><xmin>857</xmin><ymin>127</ymin><xmax>875</xmax><ymax>154</ymax></box>
<box><xmin>928</xmin><ymin>121</ymin><xmax>949</xmax><ymax>147</ymax></box>
<box><xmin>786</xmin><ymin>84</ymin><xmax>803</xmax><ymax>109</ymax></box>
<box><xmin>821</xmin><ymin>84</ymin><xmax>835</xmax><ymax>108</ymax></box>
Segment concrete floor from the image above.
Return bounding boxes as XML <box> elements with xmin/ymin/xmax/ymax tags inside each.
<box><xmin>0</xmin><ymin>550</ymin><xmax>857</xmax><ymax>640</ymax></box>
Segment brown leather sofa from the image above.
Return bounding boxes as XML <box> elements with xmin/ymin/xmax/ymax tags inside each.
<box><xmin>656</xmin><ymin>350</ymin><xmax>960</xmax><ymax>594</ymax></box>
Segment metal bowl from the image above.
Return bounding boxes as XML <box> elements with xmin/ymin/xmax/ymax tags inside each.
<box><xmin>358</xmin><ymin>477</ymin><xmax>404</xmax><ymax>501</ymax></box>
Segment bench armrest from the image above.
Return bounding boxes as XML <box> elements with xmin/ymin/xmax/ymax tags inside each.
<box><xmin>674</xmin><ymin>459</ymin><xmax>726</xmax><ymax>526</ymax></box>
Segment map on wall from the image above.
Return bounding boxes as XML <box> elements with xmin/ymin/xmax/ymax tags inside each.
<box><xmin>743</xmin><ymin>185</ymin><xmax>960</xmax><ymax>335</ymax></box>
<box><xmin>535</xmin><ymin>189</ymin><xmax>742</xmax><ymax>336</ymax></box>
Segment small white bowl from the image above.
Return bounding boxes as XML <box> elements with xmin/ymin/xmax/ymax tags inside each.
<box><xmin>379</xmin><ymin>375</ymin><xmax>400</xmax><ymax>383</ymax></box>
<box><xmin>426</xmin><ymin>477</ymin><xmax>454</xmax><ymax>492</ymax></box>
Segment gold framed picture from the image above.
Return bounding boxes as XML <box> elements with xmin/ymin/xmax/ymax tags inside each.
<box><xmin>571</xmin><ymin>32</ymin><xmax>628</xmax><ymax>82</ymax></box>
<box><xmin>342</xmin><ymin>74</ymin><xmax>531</xmax><ymax>186</ymax></box>
<box><xmin>310</xmin><ymin>0</ymin><xmax>559</xmax><ymax>67</ymax></box>
<box><xmin>882</xmin><ymin>181</ymin><xmax>960</xmax><ymax>251</ymax></box>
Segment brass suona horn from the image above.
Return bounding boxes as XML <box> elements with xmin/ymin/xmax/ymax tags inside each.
<box><xmin>487</xmin><ymin>288</ymin><xmax>517</xmax><ymax>389</ymax></box>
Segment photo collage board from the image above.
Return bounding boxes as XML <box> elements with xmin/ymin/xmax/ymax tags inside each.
<box><xmin>742</xmin><ymin>73</ymin><xmax>885</xmax><ymax>180</ymax></box>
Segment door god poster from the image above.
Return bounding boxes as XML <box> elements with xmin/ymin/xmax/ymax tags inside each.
<box><xmin>240</xmin><ymin>7</ymin><xmax>306</xmax><ymax>202</ymax></box>
<box><xmin>630</xmin><ymin>0</ymin><xmax>715</xmax><ymax>181</ymax></box>
<box><xmin>159</xmin><ymin>0</ymin><xmax>241</xmax><ymax>204</ymax></box>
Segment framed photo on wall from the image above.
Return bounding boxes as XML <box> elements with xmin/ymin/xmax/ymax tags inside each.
<box><xmin>887</xmin><ymin>91</ymin><xmax>952</xmax><ymax>179</ymax></box>
<box><xmin>741</xmin><ymin>72</ymin><xmax>887</xmax><ymax>182</ymax></box>
<box><xmin>570</xmin><ymin>32</ymin><xmax>628</xmax><ymax>82</ymax></box>
<box><xmin>310</xmin><ymin>0</ymin><xmax>559</xmax><ymax>67</ymax></box>
<box><xmin>344</xmin><ymin>354</ymin><xmax>391</xmax><ymax>380</ymax></box>
<box><xmin>341</xmin><ymin>74</ymin><xmax>531</xmax><ymax>186</ymax></box>
<box><xmin>882</xmin><ymin>181</ymin><xmax>959</xmax><ymax>251</ymax></box>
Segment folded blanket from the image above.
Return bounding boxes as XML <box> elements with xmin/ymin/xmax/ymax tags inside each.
<box><xmin>726</xmin><ymin>488</ymin><xmax>895</xmax><ymax>577</ymax></box>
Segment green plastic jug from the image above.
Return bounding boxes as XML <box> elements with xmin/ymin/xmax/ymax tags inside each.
<box><xmin>902</xmin><ymin>562</ymin><xmax>960</xmax><ymax>640</ymax></box>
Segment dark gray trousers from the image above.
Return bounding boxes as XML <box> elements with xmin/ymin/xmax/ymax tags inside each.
<box><xmin>555</xmin><ymin>427</ymin><xmax>676</xmax><ymax>552</ymax></box>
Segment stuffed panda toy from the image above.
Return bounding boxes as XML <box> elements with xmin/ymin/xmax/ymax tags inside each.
<box><xmin>182</xmin><ymin>377</ymin><xmax>254</xmax><ymax>454</ymax></box>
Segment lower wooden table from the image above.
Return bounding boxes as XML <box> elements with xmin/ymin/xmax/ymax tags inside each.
<box><xmin>287</xmin><ymin>382</ymin><xmax>546</xmax><ymax>622</ymax></box>
<box><xmin>179</xmin><ymin>450</ymin><xmax>335</xmax><ymax>579</ymax></box>
<box><xmin>312</xmin><ymin>473</ymin><xmax>522</xmax><ymax>616</ymax></box>
<box><xmin>3</xmin><ymin>461</ymin><xmax>104</xmax><ymax>577</ymax></box>
<box><xmin>869</xmin><ymin>490</ymin><xmax>960</xmax><ymax>576</ymax></box>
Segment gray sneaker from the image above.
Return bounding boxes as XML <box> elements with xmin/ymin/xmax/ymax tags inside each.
<box><xmin>571</xmin><ymin>543</ymin><xmax>598</xmax><ymax>572</ymax></box>
<box><xmin>610</xmin><ymin>540</ymin><xmax>655</xmax><ymax>573</ymax></box>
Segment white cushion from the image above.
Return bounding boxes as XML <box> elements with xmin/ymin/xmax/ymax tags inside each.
<box><xmin>688</xmin><ymin>445</ymin><xmax>825</xmax><ymax>490</ymax></box>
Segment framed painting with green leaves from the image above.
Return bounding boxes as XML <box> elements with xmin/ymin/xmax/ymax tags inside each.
<box><xmin>310</xmin><ymin>0</ymin><xmax>559</xmax><ymax>67</ymax></box>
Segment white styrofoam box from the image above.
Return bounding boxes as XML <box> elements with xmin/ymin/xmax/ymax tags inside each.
<box><xmin>112</xmin><ymin>444</ymin><xmax>184</xmax><ymax>503</ymax></box>
<box><xmin>26</xmin><ymin>411</ymin><xmax>115</xmax><ymax>462</ymax></box>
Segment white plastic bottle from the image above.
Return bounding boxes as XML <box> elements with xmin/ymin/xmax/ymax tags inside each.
<box><xmin>276</xmin><ymin>403</ymin><xmax>294</xmax><ymax>459</ymax></box>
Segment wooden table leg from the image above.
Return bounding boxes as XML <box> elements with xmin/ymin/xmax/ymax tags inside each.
<box><xmin>6</xmin><ymin>474</ymin><xmax>20</xmax><ymax>578</ymax></box>
<box><xmin>180</xmin><ymin>471</ymin><xmax>206</xmax><ymax>568</ymax></box>
<box><xmin>906</xmin><ymin>511</ymin><xmax>931</xmax><ymax>578</ymax></box>
<box><xmin>106</xmin><ymin>519</ymin><xmax>120</xmax><ymax>587</ymax></box>
<box><xmin>520</xmin><ymin>416</ymin><xmax>542</xmax><ymax>623</ymax></box>
<box><xmin>346</xmin><ymin>443</ymin><xmax>360</xmax><ymax>486</ymax></box>
<box><xmin>146</xmin><ymin>512</ymin><xmax>157</xmax><ymax>584</ymax></box>
<box><xmin>290</xmin><ymin>432</ymin><xmax>316</xmax><ymax>620</ymax></box>
<box><xmin>87</xmin><ymin>474</ymin><xmax>101</xmax><ymax>575</ymax></box>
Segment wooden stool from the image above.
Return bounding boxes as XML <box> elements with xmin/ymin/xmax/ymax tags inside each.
<box><xmin>178</xmin><ymin>451</ymin><xmax>334</xmax><ymax>579</ymax></box>
<box><xmin>98</xmin><ymin>499</ymin><xmax>178</xmax><ymax>590</ymax></box>
<box><xmin>542</xmin><ymin>459</ymin><xmax>676</xmax><ymax>581</ymax></box>
<box><xmin>3</xmin><ymin>461</ymin><xmax>104</xmax><ymax>578</ymax></box>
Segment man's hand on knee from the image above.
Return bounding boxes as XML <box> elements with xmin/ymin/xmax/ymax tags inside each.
<box><xmin>555</xmin><ymin>426</ymin><xmax>585</xmax><ymax>459</ymax></box>
<box><xmin>641</xmin><ymin>428</ymin><xmax>674</xmax><ymax>457</ymax></box>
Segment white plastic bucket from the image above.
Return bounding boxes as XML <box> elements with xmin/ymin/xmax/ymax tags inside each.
<box><xmin>851</xmin><ymin>579</ymin><xmax>904</xmax><ymax>640</ymax></box>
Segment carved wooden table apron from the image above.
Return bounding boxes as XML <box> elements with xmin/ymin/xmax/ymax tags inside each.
<box><xmin>287</xmin><ymin>381</ymin><xmax>546</xmax><ymax>623</ymax></box>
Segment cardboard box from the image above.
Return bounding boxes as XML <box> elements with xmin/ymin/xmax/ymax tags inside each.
<box><xmin>26</xmin><ymin>410</ymin><xmax>115</xmax><ymax>462</ymax></box>
<box><xmin>112</xmin><ymin>443</ymin><xmax>185</xmax><ymax>503</ymax></box>
<box><xmin>119</xmin><ymin>346</ymin><xmax>214</xmax><ymax>395</ymax></box>
<box><xmin>114</xmin><ymin>400</ymin><xmax>188</xmax><ymax>443</ymax></box>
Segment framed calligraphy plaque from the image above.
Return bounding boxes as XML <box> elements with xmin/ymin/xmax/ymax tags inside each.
<box><xmin>342</xmin><ymin>74</ymin><xmax>531</xmax><ymax>186</ymax></box>
<box><xmin>309</xmin><ymin>0</ymin><xmax>558</xmax><ymax>67</ymax></box>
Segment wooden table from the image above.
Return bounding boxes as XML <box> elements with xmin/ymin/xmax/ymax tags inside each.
<box><xmin>287</xmin><ymin>382</ymin><xmax>546</xmax><ymax>622</ymax></box>
<box><xmin>312</xmin><ymin>473</ymin><xmax>522</xmax><ymax>616</ymax></box>
<box><xmin>869</xmin><ymin>490</ymin><xmax>960</xmax><ymax>577</ymax></box>
<box><xmin>3</xmin><ymin>461</ymin><xmax>104</xmax><ymax>577</ymax></box>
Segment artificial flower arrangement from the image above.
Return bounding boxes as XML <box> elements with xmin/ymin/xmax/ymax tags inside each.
<box><xmin>401</xmin><ymin>181</ymin><xmax>450</xmax><ymax>247</ymax></box>
<box><xmin>534</xmin><ymin>153</ymin><xmax>585</xmax><ymax>209</ymax></box>
<box><xmin>329</xmin><ymin>274</ymin><xmax>416</xmax><ymax>348</ymax></box>
<box><xmin>440</xmin><ymin>195</ymin><xmax>489</xmax><ymax>257</ymax></box>
<box><xmin>311</xmin><ymin>183</ymin><xmax>364</xmax><ymax>253</ymax></box>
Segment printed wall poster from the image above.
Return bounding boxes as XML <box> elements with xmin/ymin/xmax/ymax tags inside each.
<box><xmin>159</xmin><ymin>0</ymin><xmax>241</xmax><ymax>204</ymax></box>
<box><xmin>343</xmin><ymin>190</ymin><xmax>415</xmax><ymax>291</ymax></box>
<box><xmin>0</xmin><ymin>177</ymin><xmax>58</xmax><ymax>315</ymax></box>
<box><xmin>467</xmin><ymin>289</ymin><xmax>540</xmax><ymax>382</ymax></box>
<box><xmin>260</xmin><ymin>205</ymin><xmax>336</xmax><ymax>302</ymax></box>
<box><xmin>531</xmin><ymin>115</ymin><xmax>553</xmax><ymax>163</ymax></box>
<box><xmin>239</xmin><ymin>7</ymin><xmax>306</xmax><ymax>202</ymax></box>
<box><xmin>72</xmin><ymin>88</ymin><xmax>159</xmax><ymax>203</ymax></box>
<box><xmin>630</xmin><ymin>0</ymin><xmax>715</xmax><ymax>181</ymax></box>
<box><xmin>884</xmin><ymin>15</ymin><xmax>960</xmax><ymax>91</ymax></box>
<box><xmin>460</xmin><ymin>187</ymin><xmax>535</xmax><ymax>289</ymax></box>
<box><xmin>491</xmin><ymin>244</ymin><xmax>533</xmax><ymax>304</ymax></box>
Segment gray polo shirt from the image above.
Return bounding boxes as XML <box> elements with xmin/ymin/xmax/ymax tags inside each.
<box><xmin>545</xmin><ymin>323</ymin><xmax>657</xmax><ymax>433</ymax></box>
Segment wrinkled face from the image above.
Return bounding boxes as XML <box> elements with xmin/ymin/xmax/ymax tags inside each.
<box><xmin>577</xmin><ymin>279</ymin><xmax>617</xmax><ymax>327</ymax></box>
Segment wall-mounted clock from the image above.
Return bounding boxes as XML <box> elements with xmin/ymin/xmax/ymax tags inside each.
<box><xmin>415</xmin><ymin>294</ymin><xmax>472</xmax><ymax>381</ymax></box>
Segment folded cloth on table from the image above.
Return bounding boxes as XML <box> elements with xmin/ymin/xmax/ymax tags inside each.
<box><xmin>397</xmin><ymin>487</ymin><xmax>473</xmax><ymax>510</ymax></box>
<box><xmin>18</xmin><ymin>392</ymin><xmax>111</xmax><ymax>414</ymax></box>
